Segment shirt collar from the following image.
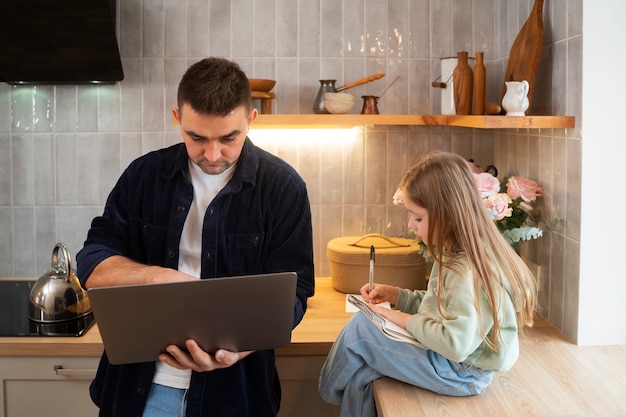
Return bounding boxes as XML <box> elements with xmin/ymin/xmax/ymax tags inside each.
<box><xmin>165</xmin><ymin>137</ymin><xmax>259</xmax><ymax>189</ymax></box>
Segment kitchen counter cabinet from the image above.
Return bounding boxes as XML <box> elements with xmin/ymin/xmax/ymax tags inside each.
<box><xmin>0</xmin><ymin>356</ymin><xmax>339</xmax><ymax>417</ymax></box>
<box><xmin>253</xmin><ymin>114</ymin><xmax>575</xmax><ymax>129</ymax></box>
<box><xmin>0</xmin><ymin>356</ymin><xmax>99</xmax><ymax>417</ymax></box>
<box><xmin>0</xmin><ymin>356</ymin><xmax>338</xmax><ymax>417</ymax></box>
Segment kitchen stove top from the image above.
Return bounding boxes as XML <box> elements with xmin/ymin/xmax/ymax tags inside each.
<box><xmin>0</xmin><ymin>280</ymin><xmax>94</xmax><ymax>337</ymax></box>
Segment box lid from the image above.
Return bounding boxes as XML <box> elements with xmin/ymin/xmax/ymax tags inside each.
<box><xmin>327</xmin><ymin>233</ymin><xmax>423</xmax><ymax>266</ymax></box>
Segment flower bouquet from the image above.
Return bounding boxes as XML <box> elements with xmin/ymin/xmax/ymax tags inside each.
<box><xmin>392</xmin><ymin>168</ymin><xmax>544</xmax><ymax>247</ymax></box>
<box><xmin>474</xmin><ymin>172</ymin><xmax>543</xmax><ymax>245</ymax></box>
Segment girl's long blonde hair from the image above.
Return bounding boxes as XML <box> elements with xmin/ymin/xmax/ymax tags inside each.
<box><xmin>399</xmin><ymin>151</ymin><xmax>537</xmax><ymax>349</ymax></box>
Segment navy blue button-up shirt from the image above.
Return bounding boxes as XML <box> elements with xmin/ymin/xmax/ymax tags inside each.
<box><xmin>77</xmin><ymin>138</ymin><xmax>315</xmax><ymax>417</ymax></box>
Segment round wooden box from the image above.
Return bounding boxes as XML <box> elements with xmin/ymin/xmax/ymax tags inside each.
<box><xmin>327</xmin><ymin>233</ymin><xmax>430</xmax><ymax>294</ymax></box>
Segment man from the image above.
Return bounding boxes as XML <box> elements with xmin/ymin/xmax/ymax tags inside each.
<box><xmin>77</xmin><ymin>57</ymin><xmax>315</xmax><ymax>417</ymax></box>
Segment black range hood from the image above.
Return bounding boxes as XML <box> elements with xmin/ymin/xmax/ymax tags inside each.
<box><xmin>0</xmin><ymin>0</ymin><xmax>124</xmax><ymax>85</ymax></box>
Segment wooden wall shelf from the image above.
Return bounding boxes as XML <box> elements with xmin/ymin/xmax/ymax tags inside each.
<box><xmin>253</xmin><ymin>114</ymin><xmax>575</xmax><ymax>129</ymax></box>
<box><xmin>447</xmin><ymin>115</ymin><xmax>575</xmax><ymax>129</ymax></box>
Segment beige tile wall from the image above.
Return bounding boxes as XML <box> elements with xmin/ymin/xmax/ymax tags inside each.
<box><xmin>493</xmin><ymin>0</ymin><xmax>582</xmax><ymax>339</ymax></box>
<box><xmin>0</xmin><ymin>0</ymin><xmax>582</xmax><ymax>340</ymax></box>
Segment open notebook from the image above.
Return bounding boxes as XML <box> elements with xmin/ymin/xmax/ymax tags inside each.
<box><xmin>88</xmin><ymin>272</ymin><xmax>297</xmax><ymax>364</ymax></box>
<box><xmin>347</xmin><ymin>295</ymin><xmax>427</xmax><ymax>349</ymax></box>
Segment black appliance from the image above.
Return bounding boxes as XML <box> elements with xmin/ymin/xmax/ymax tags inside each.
<box><xmin>0</xmin><ymin>0</ymin><xmax>124</xmax><ymax>84</ymax></box>
<box><xmin>0</xmin><ymin>280</ymin><xmax>94</xmax><ymax>337</ymax></box>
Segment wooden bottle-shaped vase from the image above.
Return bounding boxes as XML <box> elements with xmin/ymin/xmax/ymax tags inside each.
<box><xmin>473</xmin><ymin>52</ymin><xmax>486</xmax><ymax>115</ymax></box>
<box><xmin>452</xmin><ymin>51</ymin><xmax>473</xmax><ymax>115</ymax></box>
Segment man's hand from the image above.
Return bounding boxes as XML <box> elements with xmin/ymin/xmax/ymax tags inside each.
<box><xmin>158</xmin><ymin>339</ymin><xmax>253</xmax><ymax>372</ymax></box>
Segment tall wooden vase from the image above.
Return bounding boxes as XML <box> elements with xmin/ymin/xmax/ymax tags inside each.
<box><xmin>453</xmin><ymin>51</ymin><xmax>473</xmax><ymax>115</ymax></box>
<box><xmin>473</xmin><ymin>52</ymin><xmax>486</xmax><ymax>115</ymax></box>
<box><xmin>500</xmin><ymin>0</ymin><xmax>544</xmax><ymax>112</ymax></box>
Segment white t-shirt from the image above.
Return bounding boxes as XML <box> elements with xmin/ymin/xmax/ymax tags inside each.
<box><xmin>152</xmin><ymin>159</ymin><xmax>236</xmax><ymax>389</ymax></box>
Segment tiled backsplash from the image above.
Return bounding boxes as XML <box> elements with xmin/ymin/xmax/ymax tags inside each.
<box><xmin>0</xmin><ymin>0</ymin><xmax>582</xmax><ymax>340</ymax></box>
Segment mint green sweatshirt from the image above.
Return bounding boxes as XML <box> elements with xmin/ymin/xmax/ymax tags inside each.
<box><xmin>395</xmin><ymin>258</ymin><xmax>520</xmax><ymax>372</ymax></box>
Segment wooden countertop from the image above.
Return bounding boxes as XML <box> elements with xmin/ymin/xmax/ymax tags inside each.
<box><xmin>372</xmin><ymin>316</ymin><xmax>626</xmax><ymax>417</ymax></box>
<box><xmin>0</xmin><ymin>278</ymin><xmax>351</xmax><ymax>358</ymax></box>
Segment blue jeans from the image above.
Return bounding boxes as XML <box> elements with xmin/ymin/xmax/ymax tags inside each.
<box><xmin>142</xmin><ymin>383</ymin><xmax>188</xmax><ymax>417</ymax></box>
<box><xmin>319</xmin><ymin>313</ymin><xmax>494</xmax><ymax>417</ymax></box>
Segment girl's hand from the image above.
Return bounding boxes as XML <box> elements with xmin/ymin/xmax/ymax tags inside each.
<box><xmin>370</xmin><ymin>304</ymin><xmax>412</xmax><ymax>330</ymax></box>
<box><xmin>360</xmin><ymin>283</ymin><xmax>399</xmax><ymax>305</ymax></box>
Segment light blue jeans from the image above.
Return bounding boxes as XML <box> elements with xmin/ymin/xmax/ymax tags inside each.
<box><xmin>319</xmin><ymin>313</ymin><xmax>494</xmax><ymax>417</ymax></box>
<box><xmin>142</xmin><ymin>383</ymin><xmax>188</xmax><ymax>417</ymax></box>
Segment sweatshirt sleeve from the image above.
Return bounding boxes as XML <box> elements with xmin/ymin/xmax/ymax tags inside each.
<box><xmin>403</xmin><ymin>266</ymin><xmax>488</xmax><ymax>363</ymax></box>
<box><xmin>395</xmin><ymin>288</ymin><xmax>427</xmax><ymax>314</ymax></box>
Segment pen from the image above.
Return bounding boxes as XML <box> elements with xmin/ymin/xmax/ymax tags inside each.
<box><xmin>369</xmin><ymin>245</ymin><xmax>375</xmax><ymax>293</ymax></box>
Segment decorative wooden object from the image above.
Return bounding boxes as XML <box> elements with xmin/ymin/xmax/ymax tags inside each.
<box><xmin>473</xmin><ymin>52</ymin><xmax>486</xmax><ymax>115</ymax></box>
<box><xmin>500</xmin><ymin>0</ymin><xmax>544</xmax><ymax>113</ymax></box>
<box><xmin>452</xmin><ymin>51</ymin><xmax>473</xmax><ymax>115</ymax></box>
<box><xmin>251</xmin><ymin>91</ymin><xmax>276</xmax><ymax>114</ymax></box>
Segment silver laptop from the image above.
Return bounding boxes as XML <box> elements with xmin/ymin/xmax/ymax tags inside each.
<box><xmin>87</xmin><ymin>272</ymin><xmax>297</xmax><ymax>365</ymax></box>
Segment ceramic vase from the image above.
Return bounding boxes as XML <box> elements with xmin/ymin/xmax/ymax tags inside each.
<box><xmin>473</xmin><ymin>52</ymin><xmax>486</xmax><ymax>115</ymax></box>
<box><xmin>452</xmin><ymin>51</ymin><xmax>473</xmax><ymax>115</ymax></box>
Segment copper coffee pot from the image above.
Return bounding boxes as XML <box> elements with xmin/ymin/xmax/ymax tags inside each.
<box><xmin>359</xmin><ymin>75</ymin><xmax>400</xmax><ymax>115</ymax></box>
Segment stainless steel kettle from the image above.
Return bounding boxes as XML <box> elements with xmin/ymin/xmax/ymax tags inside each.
<box><xmin>28</xmin><ymin>242</ymin><xmax>92</xmax><ymax>323</ymax></box>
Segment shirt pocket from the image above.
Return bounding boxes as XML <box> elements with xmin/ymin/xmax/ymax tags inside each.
<box><xmin>129</xmin><ymin>217</ymin><xmax>168</xmax><ymax>264</ymax></box>
<box><xmin>227</xmin><ymin>233</ymin><xmax>264</xmax><ymax>275</ymax></box>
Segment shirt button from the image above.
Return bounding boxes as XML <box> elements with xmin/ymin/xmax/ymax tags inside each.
<box><xmin>168</xmin><ymin>250</ymin><xmax>176</xmax><ymax>258</ymax></box>
<box><xmin>178</xmin><ymin>205</ymin><xmax>186</xmax><ymax>212</ymax></box>
<box><xmin>207</xmin><ymin>252</ymin><xmax>211</xmax><ymax>259</ymax></box>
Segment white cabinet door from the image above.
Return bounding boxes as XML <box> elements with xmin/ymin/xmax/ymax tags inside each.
<box><xmin>0</xmin><ymin>357</ymin><xmax>99</xmax><ymax>417</ymax></box>
<box><xmin>1</xmin><ymin>355</ymin><xmax>340</xmax><ymax>417</ymax></box>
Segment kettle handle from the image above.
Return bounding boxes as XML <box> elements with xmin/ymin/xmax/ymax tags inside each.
<box><xmin>51</xmin><ymin>242</ymin><xmax>72</xmax><ymax>282</ymax></box>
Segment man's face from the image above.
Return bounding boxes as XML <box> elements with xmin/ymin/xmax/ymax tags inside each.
<box><xmin>173</xmin><ymin>103</ymin><xmax>257</xmax><ymax>175</ymax></box>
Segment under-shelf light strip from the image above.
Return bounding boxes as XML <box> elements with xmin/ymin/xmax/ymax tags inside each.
<box><xmin>249</xmin><ymin>127</ymin><xmax>362</xmax><ymax>146</ymax></box>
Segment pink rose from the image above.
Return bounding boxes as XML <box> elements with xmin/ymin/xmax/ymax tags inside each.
<box><xmin>392</xmin><ymin>189</ymin><xmax>405</xmax><ymax>206</ymax></box>
<box><xmin>474</xmin><ymin>172</ymin><xmax>500</xmax><ymax>198</ymax></box>
<box><xmin>485</xmin><ymin>193</ymin><xmax>513</xmax><ymax>221</ymax></box>
<box><xmin>507</xmin><ymin>176</ymin><xmax>543</xmax><ymax>202</ymax></box>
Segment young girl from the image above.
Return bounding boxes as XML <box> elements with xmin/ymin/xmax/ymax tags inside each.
<box><xmin>319</xmin><ymin>151</ymin><xmax>537</xmax><ymax>417</ymax></box>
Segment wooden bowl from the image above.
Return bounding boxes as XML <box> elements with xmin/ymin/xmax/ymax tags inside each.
<box><xmin>248</xmin><ymin>78</ymin><xmax>276</xmax><ymax>92</ymax></box>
